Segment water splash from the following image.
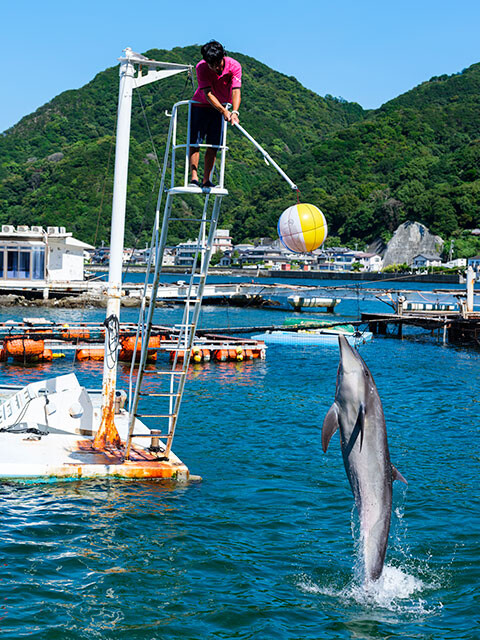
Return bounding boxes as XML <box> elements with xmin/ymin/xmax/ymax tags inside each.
<box><xmin>297</xmin><ymin>565</ymin><xmax>443</xmax><ymax>617</ymax></box>
<box><xmin>297</xmin><ymin>563</ymin><xmax>441</xmax><ymax>616</ymax></box>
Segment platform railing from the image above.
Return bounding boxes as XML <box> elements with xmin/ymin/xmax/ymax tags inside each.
<box><xmin>169</xmin><ymin>100</ymin><xmax>230</xmax><ymax>190</ymax></box>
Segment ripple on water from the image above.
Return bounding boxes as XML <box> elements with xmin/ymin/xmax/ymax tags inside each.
<box><xmin>0</xmin><ymin>299</ymin><xmax>479</xmax><ymax>639</ymax></box>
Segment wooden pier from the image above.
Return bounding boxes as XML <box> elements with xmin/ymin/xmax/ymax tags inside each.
<box><xmin>362</xmin><ymin>310</ymin><xmax>480</xmax><ymax>346</ymax></box>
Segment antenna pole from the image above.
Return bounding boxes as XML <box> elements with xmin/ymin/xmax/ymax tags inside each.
<box><xmin>93</xmin><ymin>48</ymin><xmax>135</xmax><ymax>448</ymax></box>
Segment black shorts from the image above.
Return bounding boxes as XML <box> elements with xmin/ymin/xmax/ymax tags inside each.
<box><xmin>190</xmin><ymin>105</ymin><xmax>223</xmax><ymax>147</ymax></box>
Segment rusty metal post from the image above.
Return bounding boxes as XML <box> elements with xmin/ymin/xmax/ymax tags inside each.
<box><xmin>94</xmin><ymin>49</ymin><xmax>136</xmax><ymax>449</ymax></box>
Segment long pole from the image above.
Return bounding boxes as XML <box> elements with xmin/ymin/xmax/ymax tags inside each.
<box><xmin>93</xmin><ymin>48</ymin><xmax>135</xmax><ymax>448</ymax></box>
<box><xmin>233</xmin><ymin>122</ymin><xmax>298</xmax><ymax>191</ymax></box>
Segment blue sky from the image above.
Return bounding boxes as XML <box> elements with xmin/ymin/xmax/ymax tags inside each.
<box><xmin>2</xmin><ymin>0</ymin><xmax>479</xmax><ymax>132</ymax></box>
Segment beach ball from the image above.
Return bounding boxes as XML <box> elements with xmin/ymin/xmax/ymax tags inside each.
<box><xmin>278</xmin><ymin>203</ymin><xmax>328</xmax><ymax>253</ymax></box>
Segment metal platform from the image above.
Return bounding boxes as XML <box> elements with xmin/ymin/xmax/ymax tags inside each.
<box><xmin>0</xmin><ymin>373</ymin><xmax>191</xmax><ymax>481</ymax></box>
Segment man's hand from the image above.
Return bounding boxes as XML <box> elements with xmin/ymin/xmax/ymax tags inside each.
<box><xmin>230</xmin><ymin>112</ymin><xmax>239</xmax><ymax>125</ymax></box>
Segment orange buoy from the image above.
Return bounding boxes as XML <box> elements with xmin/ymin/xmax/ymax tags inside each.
<box><xmin>77</xmin><ymin>348</ymin><xmax>105</xmax><ymax>361</ymax></box>
<box><xmin>61</xmin><ymin>328</ymin><xmax>90</xmax><ymax>340</ymax></box>
<box><xmin>6</xmin><ymin>339</ymin><xmax>45</xmax><ymax>358</ymax></box>
<box><xmin>169</xmin><ymin>350</ymin><xmax>187</xmax><ymax>361</ymax></box>
<box><xmin>245</xmin><ymin>349</ymin><xmax>253</xmax><ymax>360</ymax></box>
<box><xmin>34</xmin><ymin>349</ymin><xmax>53</xmax><ymax>362</ymax></box>
<box><xmin>202</xmin><ymin>349</ymin><xmax>211</xmax><ymax>361</ymax></box>
<box><xmin>119</xmin><ymin>348</ymin><xmax>156</xmax><ymax>362</ymax></box>
<box><xmin>120</xmin><ymin>335</ymin><xmax>160</xmax><ymax>351</ymax></box>
<box><xmin>0</xmin><ymin>347</ymin><xmax>7</xmax><ymax>362</ymax></box>
<box><xmin>215</xmin><ymin>349</ymin><xmax>228</xmax><ymax>362</ymax></box>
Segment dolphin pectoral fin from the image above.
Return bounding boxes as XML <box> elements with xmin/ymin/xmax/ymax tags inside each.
<box><xmin>357</xmin><ymin>404</ymin><xmax>365</xmax><ymax>452</ymax></box>
<box><xmin>322</xmin><ymin>404</ymin><xmax>339</xmax><ymax>452</ymax></box>
<box><xmin>392</xmin><ymin>465</ymin><xmax>408</xmax><ymax>484</ymax></box>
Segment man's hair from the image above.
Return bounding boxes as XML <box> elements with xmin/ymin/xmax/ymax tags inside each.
<box><xmin>201</xmin><ymin>40</ymin><xmax>226</xmax><ymax>65</ymax></box>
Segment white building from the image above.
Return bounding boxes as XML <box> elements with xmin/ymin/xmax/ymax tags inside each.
<box><xmin>444</xmin><ymin>258</ymin><xmax>467</xmax><ymax>269</ymax></box>
<box><xmin>355</xmin><ymin>252</ymin><xmax>383</xmax><ymax>272</ymax></box>
<box><xmin>213</xmin><ymin>229</ymin><xmax>232</xmax><ymax>254</ymax></box>
<box><xmin>0</xmin><ymin>225</ymin><xmax>93</xmax><ymax>283</ymax></box>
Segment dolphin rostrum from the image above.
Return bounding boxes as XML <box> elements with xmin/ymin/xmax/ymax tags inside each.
<box><xmin>322</xmin><ymin>335</ymin><xmax>407</xmax><ymax>581</ymax></box>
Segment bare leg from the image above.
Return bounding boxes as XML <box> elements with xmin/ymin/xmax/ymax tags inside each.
<box><xmin>189</xmin><ymin>147</ymin><xmax>200</xmax><ymax>182</ymax></box>
<box><xmin>203</xmin><ymin>148</ymin><xmax>218</xmax><ymax>184</ymax></box>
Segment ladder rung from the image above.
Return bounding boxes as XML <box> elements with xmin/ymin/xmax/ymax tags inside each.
<box><xmin>129</xmin><ymin>433</ymin><xmax>169</xmax><ymax>439</ymax></box>
<box><xmin>155</xmin><ymin>371</ymin><xmax>185</xmax><ymax>375</ymax></box>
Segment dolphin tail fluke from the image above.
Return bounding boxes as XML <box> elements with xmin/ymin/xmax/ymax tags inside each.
<box><xmin>322</xmin><ymin>403</ymin><xmax>339</xmax><ymax>452</ymax></box>
<box><xmin>392</xmin><ymin>465</ymin><xmax>408</xmax><ymax>484</ymax></box>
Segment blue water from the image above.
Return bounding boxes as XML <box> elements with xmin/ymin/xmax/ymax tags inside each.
<box><xmin>0</xmin><ymin>283</ymin><xmax>479</xmax><ymax>639</ymax></box>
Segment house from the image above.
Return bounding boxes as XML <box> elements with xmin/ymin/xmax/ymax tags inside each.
<box><xmin>412</xmin><ymin>254</ymin><xmax>443</xmax><ymax>269</ymax></box>
<box><xmin>235</xmin><ymin>240</ymin><xmax>293</xmax><ymax>268</ymax></box>
<box><xmin>212</xmin><ymin>229</ymin><xmax>233</xmax><ymax>254</ymax></box>
<box><xmin>327</xmin><ymin>248</ymin><xmax>358</xmax><ymax>271</ymax></box>
<box><xmin>0</xmin><ymin>225</ymin><xmax>93</xmax><ymax>283</ymax></box>
<box><xmin>467</xmin><ymin>255</ymin><xmax>480</xmax><ymax>273</ymax></box>
<box><xmin>444</xmin><ymin>258</ymin><xmax>467</xmax><ymax>269</ymax></box>
<box><xmin>174</xmin><ymin>230</ymin><xmax>233</xmax><ymax>268</ymax></box>
<box><xmin>355</xmin><ymin>252</ymin><xmax>383</xmax><ymax>272</ymax></box>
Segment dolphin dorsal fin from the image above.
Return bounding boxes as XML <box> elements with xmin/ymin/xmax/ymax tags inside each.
<box><xmin>392</xmin><ymin>465</ymin><xmax>408</xmax><ymax>484</ymax></box>
<box><xmin>322</xmin><ymin>403</ymin><xmax>339</xmax><ymax>452</ymax></box>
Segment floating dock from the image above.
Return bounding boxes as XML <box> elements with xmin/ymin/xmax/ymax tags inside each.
<box><xmin>0</xmin><ymin>320</ymin><xmax>266</xmax><ymax>364</ymax></box>
<box><xmin>0</xmin><ymin>374</ymin><xmax>192</xmax><ymax>482</ymax></box>
<box><xmin>0</xmin><ymin>280</ymin><xmax>341</xmax><ymax>311</ymax></box>
<box><xmin>362</xmin><ymin>310</ymin><xmax>480</xmax><ymax>346</ymax></box>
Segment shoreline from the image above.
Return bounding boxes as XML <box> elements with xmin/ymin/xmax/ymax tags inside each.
<box><xmin>88</xmin><ymin>265</ymin><xmax>464</xmax><ymax>284</ymax></box>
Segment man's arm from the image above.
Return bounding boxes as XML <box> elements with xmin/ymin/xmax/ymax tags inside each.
<box><xmin>230</xmin><ymin>88</ymin><xmax>241</xmax><ymax>125</ymax></box>
<box><xmin>203</xmin><ymin>88</ymin><xmax>231</xmax><ymax>121</ymax></box>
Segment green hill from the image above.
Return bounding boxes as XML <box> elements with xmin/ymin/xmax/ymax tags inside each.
<box><xmin>283</xmin><ymin>63</ymin><xmax>480</xmax><ymax>247</ymax></box>
<box><xmin>1</xmin><ymin>46</ymin><xmax>479</xmax><ymax>254</ymax></box>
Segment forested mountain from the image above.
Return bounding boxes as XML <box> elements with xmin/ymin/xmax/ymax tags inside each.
<box><xmin>1</xmin><ymin>46</ymin><xmax>479</xmax><ymax>256</ymax></box>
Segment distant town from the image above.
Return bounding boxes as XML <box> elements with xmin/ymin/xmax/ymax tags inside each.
<box><xmin>0</xmin><ymin>223</ymin><xmax>478</xmax><ymax>289</ymax></box>
<box><xmin>89</xmin><ymin>225</ymin><xmax>480</xmax><ymax>277</ymax></box>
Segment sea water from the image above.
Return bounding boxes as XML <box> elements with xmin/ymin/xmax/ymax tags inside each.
<box><xmin>0</xmin><ymin>283</ymin><xmax>478</xmax><ymax>639</ymax></box>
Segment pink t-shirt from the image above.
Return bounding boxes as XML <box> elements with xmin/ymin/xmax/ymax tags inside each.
<box><xmin>192</xmin><ymin>56</ymin><xmax>242</xmax><ymax>106</ymax></box>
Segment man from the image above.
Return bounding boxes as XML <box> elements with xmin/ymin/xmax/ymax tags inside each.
<box><xmin>189</xmin><ymin>40</ymin><xmax>242</xmax><ymax>188</ymax></box>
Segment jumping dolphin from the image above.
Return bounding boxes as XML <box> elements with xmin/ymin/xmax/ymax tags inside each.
<box><xmin>322</xmin><ymin>335</ymin><xmax>406</xmax><ymax>581</ymax></box>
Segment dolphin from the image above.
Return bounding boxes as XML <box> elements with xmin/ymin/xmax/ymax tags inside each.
<box><xmin>322</xmin><ymin>335</ymin><xmax>406</xmax><ymax>581</ymax></box>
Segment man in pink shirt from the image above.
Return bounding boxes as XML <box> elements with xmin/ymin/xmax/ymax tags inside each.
<box><xmin>189</xmin><ymin>40</ymin><xmax>242</xmax><ymax>189</ymax></box>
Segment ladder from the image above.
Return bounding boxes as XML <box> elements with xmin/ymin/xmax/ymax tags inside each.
<box><xmin>125</xmin><ymin>100</ymin><xmax>229</xmax><ymax>460</ymax></box>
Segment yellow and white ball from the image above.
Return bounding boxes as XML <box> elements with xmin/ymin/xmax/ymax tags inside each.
<box><xmin>278</xmin><ymin>203</ymin><xmax>328</xmax><ymax>253</ymax></box>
